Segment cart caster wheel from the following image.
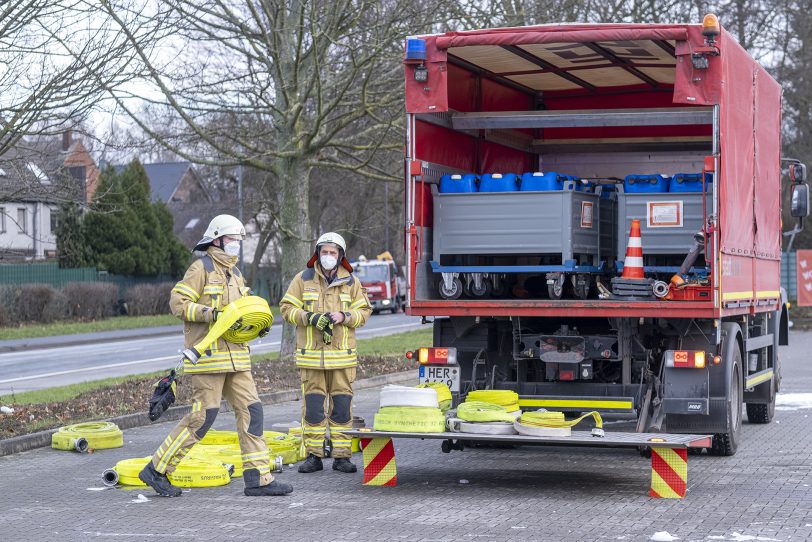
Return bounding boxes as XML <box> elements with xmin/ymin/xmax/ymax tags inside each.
<box><xmin>453</xmin><ymin>440</ymin><xmax>465</xmax><ymax>451</ymax></box>
<box><xmin>547</xmin><ymin>274</ymin><xmax>566</xmax><ymax>300</ymax></box>
<box><xmin>491</xmin><ymin>280</ymin><xmax>507</xmax><ymax>297</ymax></box>
<box><xmin>439</xmin><ymin>277</ymin><xmax>463</xmax><ymax>300</ymax></box>
<box><xmin>638</xmin><ymin>446</ymin><xmax>652</xmax><ymax>458</ymax></box>
<box><xmin>469</xmin><ymin>278</ymin><xmax>492</xmax><ymax>298</ymax></box>
<box><xmin>441</xmin><ymin>440</ymin><xmax>453</xmax><ymax>453</ymax></box>
<box><xmin>572</xmin><ymin>276</ymin><xmax>590</xmax><ymax>300</ymax></box>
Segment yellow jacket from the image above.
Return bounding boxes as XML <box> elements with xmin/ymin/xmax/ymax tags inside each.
<box><xmin>280</xmin><ymin>264</ymin><xmax>371</xmax><ymax>369</ymax></box>
<box><xmin>169</xmin><ymin>247</ymin><xmax>251</xmax><ymax>373</ymax></box>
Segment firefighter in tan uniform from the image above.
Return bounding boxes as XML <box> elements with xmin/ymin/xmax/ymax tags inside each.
<box><xmin>139</xmin><ymin>214</ymin><xmax>293</xmax><ymax>497</ymax></box>
<box><xmin>280</xmin><ymin>232</ymin><xmax>372</xmax><ymax>473</ymax></box>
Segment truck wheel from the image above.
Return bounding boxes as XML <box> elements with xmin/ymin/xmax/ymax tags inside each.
<box><xmin>439</xmin><ymin>277</ymin><xmax>463</xmax><ymax>300</ymax></box>
<box><xmin>709</xmin><ymin>343</ymin><xmax>743</xmax><ymax>456</ymax></box>
<box><xmin>746</xmin><ymin>377</ymin><xmax>776</xmax><ymax>424</ymax></box>
<box><xmin>547</xmin><ymin>274</ymin><xmax>566</xmax><ymax>300</ymax></box>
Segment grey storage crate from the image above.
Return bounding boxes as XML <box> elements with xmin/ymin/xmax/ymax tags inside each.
<box><xmin>616</xmin><ymin>190</ymin><xmax>708</xmax><ymax>261</ymax></box>
<box><xmin>432</xmin><ymin>186</ymin><xmax>615</xmax><ymax>264</ymax></box>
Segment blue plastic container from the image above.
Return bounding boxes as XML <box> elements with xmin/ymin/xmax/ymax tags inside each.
<box><xmin>439</xmin><ymin>173</ymin><xmax>478</xmax><ymax>193</ymax></box>
<box><xmin>479</xmin><ymin>173</ymin><xmax>518</xmax><ymax>192</ymax></box>
<box><xmin>405</xmin><ymin>38</ymin><xmax>427</xmax><ymax>61</ymax></box>
<box><xmin>624</xmin><ymin>174</ymin><xmax>669</xmax><ymax>193</ymax></box>
<box><xmin>520</xmin><ymin>172</ymin><xmax>563</xmax><ymax>191</ymax></box>
<box><xmin>669</xmin><ymin>172</ymin><xmax>712</xmax><ymax>192</ymax></box>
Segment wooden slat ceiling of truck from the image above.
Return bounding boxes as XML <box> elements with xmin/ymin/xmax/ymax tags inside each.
<box><xmin>447</xmin><ymin>40</ymin><xmax>676</xmax><ymax>92</ymax></box>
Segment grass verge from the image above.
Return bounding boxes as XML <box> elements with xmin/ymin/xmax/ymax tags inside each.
<box><xmin>0</xmin><ymin>327</ymin><xmax>432</xmax><ymax>439</ymax></box>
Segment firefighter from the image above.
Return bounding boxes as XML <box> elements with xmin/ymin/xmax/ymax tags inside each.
<box><xmin>280</xmin><ymin>232</ymin><xmax>372</xmax><ymax>473</ymax></box>
<box><xmin>139</xmin><ymin>214</ymin><xmax>293</xmax><ymax>497</ymax></box>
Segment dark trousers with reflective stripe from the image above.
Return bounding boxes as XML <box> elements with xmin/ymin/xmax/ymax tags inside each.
<box><xmin>300</xmin><ymin>367</ymin><xmax>356</xmax><ymax>458</ymax></box>
<box><xmin>150</xmin><ymin>371</ymin><xmax>273</xmax><ymax>485</ymax></box>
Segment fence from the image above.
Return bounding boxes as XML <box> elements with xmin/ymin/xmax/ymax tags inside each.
<box><xmin>0</xmin><ymin>263</ymin><xmax>173</xmax><ymax>296</ymax></box>
<box><xmin>781</xmin><ymin>251</ymin><xmax>797</xmax><ymax>301</ymax></box>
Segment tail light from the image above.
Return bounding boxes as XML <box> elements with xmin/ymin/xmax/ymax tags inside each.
<box><xmin>665</xmin><ymin>350</ymin><xmax>707</xmax><ymax>369</ymax></box>
<box><xmin>405</xmin><ymin>347</ymin><xmax>457</xmax><ymax>365</ymax></box>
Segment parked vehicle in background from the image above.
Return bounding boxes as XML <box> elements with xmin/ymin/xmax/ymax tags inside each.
<box><xmin>353</xmin><ymin>251</ymin><xmax>406</xmax><ymax>314</ymax></box>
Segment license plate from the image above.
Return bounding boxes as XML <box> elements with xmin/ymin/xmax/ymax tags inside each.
<box><xmin>419</xmin><ymin>365</ymin><xmax>460</xmax><ymax>392</ymax></box>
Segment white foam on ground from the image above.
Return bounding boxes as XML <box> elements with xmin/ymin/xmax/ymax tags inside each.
<box><xmin>706</xmin><ymin>533</ymin><xmax>781</xmax><ymax>541</ymax></box>
<box><xmin>775</xmin><ymin>393</ymin><xmax>812</xmax><ymax>411</ymax></box>
<box><xmin>130</xmin><ymin>494</ymin><xmax>150</xmax><ymax>503</ymax></box>
<box><xmin>651</xmin><ymin>532</ymin><xmax>679</xmax><ymax>541</ymax></box>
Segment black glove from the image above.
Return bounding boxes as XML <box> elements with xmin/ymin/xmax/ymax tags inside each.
<box><xmin>306</xmin><ymin>312</ymin><xmax>331</xmax><ymax>330</ymax></box>
<box><xmin>322</xmin><ymin>323</ymin><xmax>333</xmax><ymax>345</ymax></box>
<box><xmin>258</xmin><ymin>326</ymin><xmax>271</xmax><ymax>338</ymax></box>
<box><xmin>148</xmin><ymin>371</ymin><xmax>178</xmax><ymax>422</ymax></box>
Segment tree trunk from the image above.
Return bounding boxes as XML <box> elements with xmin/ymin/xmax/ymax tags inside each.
<box><xmin>279</xmin><ymin>157</ymin><xmax>312</xmax><ymax>359</ymax></box>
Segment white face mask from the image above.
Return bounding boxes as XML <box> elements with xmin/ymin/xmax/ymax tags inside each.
<box><xmin>320</xmin><ymin>255</ymin><xmax>338</xmax><ymax>270</ymax></box>
<box><xmin>223</xmin><ymin>241</ymin><xmax>241</xmax><ymax>256</ymax></box>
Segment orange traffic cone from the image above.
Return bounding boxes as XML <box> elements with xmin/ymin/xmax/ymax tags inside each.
<box><xmin>621</xmin><ymin>219</ymin><xmax>645</xmax><ymax>279</ymax></box>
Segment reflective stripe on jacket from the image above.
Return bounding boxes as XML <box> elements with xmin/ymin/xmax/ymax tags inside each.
<box><xmin>169</xmin><ymin>247</ymin><xmax>251</xmax><ymax>373</ymax></box>
<box><xmin>280</xmin><ymin>265</ymin><xmax>371</xmax><ymax>369</ymax></box>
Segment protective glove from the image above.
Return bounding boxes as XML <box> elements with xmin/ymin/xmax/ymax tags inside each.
<box><xmin>258</xmin><ymin>326</ymin><xmax>271</xmax><ymax>338</ymax></box>
<box><xmin>306</xmin><ymin>312</ymin><xmax>331</xmax><ymax>331</ymax></box>
<box><xmin>322</xmin><ymin>323</ymin><xmax>333</xmax><ymax>345</ymax></box>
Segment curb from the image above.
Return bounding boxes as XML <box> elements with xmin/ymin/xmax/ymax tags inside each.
<box><xmin>0</xmin><ymin>316</ymin><xmax>283</xmax><ymax>353</ymax></box>
<box><xmin>0</xmin><ymin>369</ymin><xmax>414</xmax><ymax>457</ymax></box>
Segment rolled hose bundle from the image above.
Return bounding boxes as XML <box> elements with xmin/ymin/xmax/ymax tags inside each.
<box><xmin>198</xmin><ymin>429</ymin><xmax>288</xmax><ymax>446</ymax></box>
<box><xmin>416</xmin><ymin>382</ymin><xmax>452</xmax><ymax>411</ymax></box>
<box><xmin>374</xmin><ymin>406</ymin><xmax>446</xmax><ymax>433</ymax></box>
<box><xmin>52</xmin><ymin>422</ymin><xmax>123</xmax><ymax>452</ymax></box>
<box><xmin>457</xmin><ymin>401</ymin><xmax>517</xmax><ymax>423</ymax></box>
<box><xmin>183</xmin><ymin>296</ymin><xmax>273</xmax><ymax>364</ymax></box>
<box><xmin>465</xmin><ymin>390</ymin><xmax>520</xmax><ymax>413</ymax></box>
<box><xmin>101</xmin><ymin>456</ymin><xmax>231</xmax><ymax>488</ymax></box>
<box><xmin>515</xmin><ymin>410</ymin><xmax>604</xmax><ymax>437</ymax></box>
<box><xmin>379</xmin><ymin>385</ymin><xmax>439</xmax><ymax>408</ymax></box>
<box><xmin>187</xmin><ymin>444</ymin><xmax>246</xmax><ymax>476</ymax></box>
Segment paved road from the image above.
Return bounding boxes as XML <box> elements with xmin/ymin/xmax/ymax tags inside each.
<box><xmin>0</xmin><ymin>312</ymin><xmax>423</xmax><ymax>394</ymax></box>
<box><xmin>0</xmin><ymin>331</ymin><xmax>810</xmax><ymax>541</ymax></box>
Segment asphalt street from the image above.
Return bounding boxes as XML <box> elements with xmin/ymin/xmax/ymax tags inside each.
<box><xmin>0</xmin><ymin>331</ymin><xmax>810</xmax><ymax>541</ymax></box>
<box><xmin>0</xmin><ymin>312</ymin><xmax>423</xmax><ymax>394</ymax></box>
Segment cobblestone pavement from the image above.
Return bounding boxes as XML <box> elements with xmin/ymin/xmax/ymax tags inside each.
<box><xmin>1</xmin><ymin>332</ymin><xmax>811</xmax><ymax>542</ymax></box>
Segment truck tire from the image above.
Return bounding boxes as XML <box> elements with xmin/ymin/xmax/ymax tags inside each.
<box><xmin>708</xmin><ymin>341</ymin><xmax>743</xmax><ymax>456</ymax></box>
<box><xmin>746</xmin><ymin>377</ymin><xmax>776</xmax><ymax>424</ymax></box>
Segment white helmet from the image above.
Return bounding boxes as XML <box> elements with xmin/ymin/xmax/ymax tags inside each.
<box><xmin>194</xmin><ymin>214</ymin><xmax>245</xmax><ymax>251</ymax></box>
<box><xmin>315</xmin><ymin>232</ymin><xmax>346</xmax><ymax>252</ymax></box>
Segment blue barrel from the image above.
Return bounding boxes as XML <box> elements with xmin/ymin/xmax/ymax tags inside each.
<box><xmin>669</xmin><ymin>172</ymin><xmax>712</xmax><ymax>192</ymax></box>
<box><xmin>405</xmin><ymin>38</ymin><xmax>427</xmax><ymax>61</ymax></box>
<box><xmin>624</xmin><ymin>174</ymin><xmax>669</xmax><ymax>193</ymax></box>
<box><xmin>439</xmin><ymin>174</ymin><xmax>478</xmax><ymax>193</ymax></box>
<box><xmin>520</xmin><ymin>172</ymin><xmax>563</xmax><ymax>191</ymax></box>
<box><xmin>479</xmin><ymin>173</ymin><xmax>518</xmax><ymax>192</ymax></box>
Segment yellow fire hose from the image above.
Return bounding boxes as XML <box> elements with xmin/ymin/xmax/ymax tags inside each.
<box><xmin>457</xmin><ymin>401</ymin><xmax>517</xmax><ymax>423</ymax></box>
<box><xmin>516</xmin><ymin>410</ymin><xmax>605</xmax><ymax>437</ymax></box>
<box><xmin>182</xmin><ymin>296</ymin><xmax>273</xmax><ymax>364</ymax></box>
<box><xmin>416</xmin><ymin>382</ymin><xmax>452</xmax><ymax>411</ymax></box>
<box><xmin>102</xmin><ymin>456</ymin><xmax>232</xmax><ymax>488</ymax></box>
<box><xmin>373</xmin><ymin>406</ymin><xmax>446</xmax><ymax>433</ymax></box>
<box><xmin>197</xmin><ymin>429</ymin><xmax>305</xmax><ymax>465</ymax></box>
<box><xmin>51</xmin><ymin>422</ymin><xmax>123</xmax><ymax>452</ymax></box>
<box><xmin>465</xmin><ymin>390</ymin><xmax>520</xmax><ymax>413</ymax></box>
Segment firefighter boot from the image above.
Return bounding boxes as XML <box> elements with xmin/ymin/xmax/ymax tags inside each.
<box><xmin>139</xmin><ymin>462</ymin><xmax>182</xmax><ymax>497</ymax></box>
<box><xmin>298</xmin><ymin>453</ymin><xmax>324</xmax><ymax>473</ymax></box>
<box><xmin>243</xmin><ymin>468</ymin><xmax>293</xmax><ymax>496</ymax></box>
<box><xmin>332</xmin><ymin>458</ymin><xmax>357</xmax><ymax>473</ymax></box>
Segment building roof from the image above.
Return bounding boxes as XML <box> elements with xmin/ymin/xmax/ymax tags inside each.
<box><xmin>0</xmin><ymin>136</ymin><xmax>85</xmax><ymax>203</ymax></box>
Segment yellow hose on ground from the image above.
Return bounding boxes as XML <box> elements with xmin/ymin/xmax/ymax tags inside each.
<box><xmin>373</xmin><ymin>406</ymin><xmax>446</xmax><ymax>433</ymax></box>
<box><xmin>187</xmin><ymin>444</ymin><xmax>245</xmax><ymax>476</ymax></box>
<box><xmin>457</xmin><ymin>401</ymin><xmax>517</xmax><ymax>423</ymax></box>
<box><xmin>102</xmin><ymin>456</ymin><xmax>231</xmax><ymax>488</ymax></box>
<box><xmin>465</xmin><ymin>390</ymin><xmax>520</xmax><ymax>413</ymax></box>
<box><xmin>519</xmin><ymin>410</ymin><xmax>603</xmax><ymax>430</ymax></box>
<box><xmin>52</xmin><ymin>422</ymin><xmax>123</xmax><ymax>452</ymax></box>
<box><xmin>187</xmin><ymin>296</ymin><xmax>273</xmax><ymax>362</ymax></box>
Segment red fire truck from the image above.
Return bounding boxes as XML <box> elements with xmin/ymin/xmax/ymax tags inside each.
<box><xmin>403</xmin><ymin>16</ymin><xmax>809</xmax><ymax>455</ymax></box>
<box><xmin>353</xmin><ymin>252</ymin><xmax>406</xmax><ymax>314</ymax></box>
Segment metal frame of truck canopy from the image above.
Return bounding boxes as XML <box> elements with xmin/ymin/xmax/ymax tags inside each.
<box><xmin>404</xmin><ymin>23</ymin><xmax>782</xmax><ymax>320</ymax></box>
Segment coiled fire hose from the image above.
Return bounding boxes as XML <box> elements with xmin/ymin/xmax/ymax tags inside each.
<box><xmin>101</xmin><ymin>456</ymin><xmax>232</xmax><ymax>488</ymax></box>
<box><xmin>197</xmin><ymin>430</ymin><xmax>304</xmax><ymax>465</ymax></box>
<box><xmin>182</xmin><ymin>296</ymin><xmax>273</xmax><ymax>364</ymax></box>
<box><xmin>373</xmin><ymin>406</ymin><xmax>446</xmax><ymax>433</ymax></box>
<box><xmin>465</xmin><ymin>390</ymin><xmax>520</xmax><ymax>413</ymax></box>
<box><xmin>515</xmin><ymin>410</ymin><xmax>605</xmax><ymax>437</ymax></box>
<box><xmin>457</xmin><ymin>401</ymin><xmax>517</xmax><ymax>423</ymax></box>
<box><xmin>51</xmin><ymin>422</ymin><xmax>123</xmax><ymax>452</ymax></box>
<box><xmin>416</xmin><ymin>382</ymin><xmax>452</xmax><ymax>411</ymax></box>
